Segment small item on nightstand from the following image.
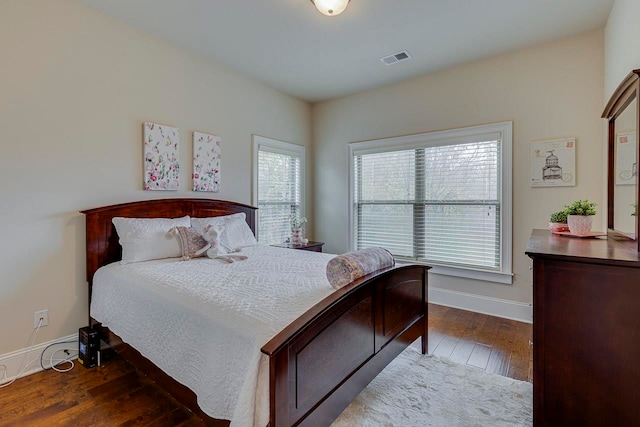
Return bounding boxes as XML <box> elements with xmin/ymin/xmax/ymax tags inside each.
<box><xmin>291</xmin><ymin>227</ymin><xmax>305</xmax><ymax>245</ymax></box>
<box><xmin>290</xmin><ymin>215</ymin><xmax>308</xmax><ymax>245</ymax></box>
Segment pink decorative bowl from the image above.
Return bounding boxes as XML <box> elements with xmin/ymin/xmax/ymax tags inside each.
<box><xmin>549</xmin><ymin>222</ymin><xmax>569</xmax><ymax>232</ymax></box>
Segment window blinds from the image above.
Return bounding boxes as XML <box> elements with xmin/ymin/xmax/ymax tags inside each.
<box><xmin>257</xmin><ymin>147</ymin><xmax>302</xmax><ymax>244</ymax></box>
<box><xmin>353</xmin><ymin>137</ymin><xmax>501</xmax><ymax>270</ymax></box>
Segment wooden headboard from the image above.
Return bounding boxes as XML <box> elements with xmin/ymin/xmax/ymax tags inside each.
<box><xmin>81</xmin><ymin>198</ymin><xmax>257</xmax><ymax>284</ymax></box>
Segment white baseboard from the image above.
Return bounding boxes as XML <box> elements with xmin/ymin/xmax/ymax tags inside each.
<box><xmin>428</xmin><ymin>287</ymin><xmax>532</xmax><ymax>323</ymax></box>
<box><xmin>0</xmin><ymin>333</ymin><xmax>78</xmax><ymax>384</ymax></box>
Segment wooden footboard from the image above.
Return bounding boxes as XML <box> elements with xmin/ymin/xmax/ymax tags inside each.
<box><xmin>262</xmin><ymin>264</ymin><xmax>429</xmax><ymax>427</ymax></box>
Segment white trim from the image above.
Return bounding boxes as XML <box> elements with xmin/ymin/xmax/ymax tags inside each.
<box><xmin>0</xmin><ymin>333</ymin><xmax>78</xmax><ymax>384</ymax></box>
<box><xmin>429</xmin><ymin>264</ymin><xmax>513</xmax><ymax>285</ymax></box>
<box><xmin>251</xmin><ymin>134</ymin><xmax>306</xmax><ymax>208</ymax></box>
<box><xmin>251</xmin><ymin>134</ymin><xmax>306</xmax><ymax>242</ymax></box>
<box><xmin>428</xmin><ymin>287</ymin><xmax>532</xmax><ymax>323</ymax></box>
<box><xmin>348</xmin><ymin>143</ymin><xmax>356</xmax><ymax>251</ymax></box>
<box><xmin>500</xmin><ymin>122</ymin><xmax>513</xmax><ymax>281</ymax></box>
<box><xmin>348</xmin><ymin>122</ymin><xmax>514</xmax><ymax>282</ymax></box>
<box><xmin>397</xmin><ymin>259</ymin><xmax>513</xmax><ymax>285</ymax></box>
<box><xmin>350</xmin><ymin>129</ymin><xmax>505</xmax><ymax>155</ymax></box>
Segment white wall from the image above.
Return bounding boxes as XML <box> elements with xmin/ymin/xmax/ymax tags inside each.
<box><xmin>0</xmin><ymin>0</ymin><xmax>311</xmax><ymax>357</ymax></box>
<box><xmin>604</xmin><ymin>0</ymin><xmax>640</xmax><ymax>97</ymax></box>
<box><xmin>312</xmin><ymin>30</ymin><xmax>605</xmax><ymax>314</ymax></box>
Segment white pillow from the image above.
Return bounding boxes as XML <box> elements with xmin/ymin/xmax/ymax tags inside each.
<box><xmin>112</xmin><ymin>216</ymin><xmax>190</xmax><ymax>264</ymax></box>
<box><xmin>224</xmin><ymin>215</ymin><xmax>258</xmax><ymax>250</ymax></box>
<box><xmin>190</xmin><ymin>213</ymin><xmax>245</xmax><ymax>234</ymax></box>
<box><xmin>191</xmin><ymin>213</ymin><xmax>257</xmax><ymax>250</ymax></box>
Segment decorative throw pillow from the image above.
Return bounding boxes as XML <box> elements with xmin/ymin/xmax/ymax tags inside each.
<box><xmin>112</xmin><ymin>216</ymin><xmax>190</xmax><ymax>264</ymax></box>
<box><xmin>172</xmin><ymin>226</ymin><xmax>208</xmax><ymax>260</ymax></box>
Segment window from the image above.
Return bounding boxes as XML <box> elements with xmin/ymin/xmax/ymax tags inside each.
<box><xmin>252</xmin><ymin>135</ymin><xmax>305</xmax><ymax>245</ymax></box>
<box><xmin>349</xmin><ymin>122</ymin><xmax>512</xmax><ymax>284</ymax></box>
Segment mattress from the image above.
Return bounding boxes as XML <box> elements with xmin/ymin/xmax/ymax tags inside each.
<box><xmin>90</xmin><ymin>245</ymin><xmax>336</xmax><ymax>427</ymax></box>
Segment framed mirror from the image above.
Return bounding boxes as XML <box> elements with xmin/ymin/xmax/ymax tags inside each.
<box><xmin>602</xmin><ymin>69</ymin><xmax>640</xmax><ymax>251</ymax></box>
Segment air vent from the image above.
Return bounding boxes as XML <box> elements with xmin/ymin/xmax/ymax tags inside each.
<box><xmin>380</xmin><ymin>50</ymin><xmax>412</xmax><ymax>65</ymax></box>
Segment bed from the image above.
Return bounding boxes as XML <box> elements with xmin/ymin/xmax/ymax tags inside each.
<box><xmin>82</xmin><ymin>198</ymin><xmax>429</xmax><ymax>427</ymax></box>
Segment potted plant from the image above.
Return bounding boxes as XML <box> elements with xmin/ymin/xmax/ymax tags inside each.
<box><xmin>563</xmin><ymin>199</ymin><xmax>597</xmax><ymax>235</ymax></box>
<box><xmin>549</xmin><ymin>210</ymin><xmax>569</xmax><ymax>232</ymax></box>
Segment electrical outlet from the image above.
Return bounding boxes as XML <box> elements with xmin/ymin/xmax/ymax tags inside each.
<box><xmin>34</xmin><ymin>309</ymin><xmax>48</xmax><ymax>328</ymax></box>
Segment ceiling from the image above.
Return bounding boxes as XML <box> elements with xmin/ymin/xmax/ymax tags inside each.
<box><xmin>75</xmin><ymin>0</ymin><xmax>614</xmax><ymax>103</ymax></box>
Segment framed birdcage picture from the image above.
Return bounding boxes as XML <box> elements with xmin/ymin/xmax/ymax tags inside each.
<box><xmin>530</xmin><ymin>138</ymin><xmax>576</xmax><ymax>188</ymax></box>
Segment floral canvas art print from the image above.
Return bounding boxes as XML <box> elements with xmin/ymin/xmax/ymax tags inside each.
<box><xmin>193</xmin><ymin>131</ymin><xmax>221</xmax><ymax>192</ymax></box>
<box><xmin>143</xmin><ymin>122</ymin><xmax>180</xmax><ymax>190</ymax></box>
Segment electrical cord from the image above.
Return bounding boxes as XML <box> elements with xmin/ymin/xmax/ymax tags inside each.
<box><xmin>0</xmin><ymin>318</ymin><xmax>43</xmax><ymax>388</ymax></box>
<box><xmin>49</xmin><ymin>349</ymin><xmax>77</xmax><ymax>373</ymax></box>
<box><xmin>0</xmin><ymin>324</ymin><xmax>81</xmax><ymax>387</ymax></box>
<box><xmin>39</xmin><ymin>340</ymin><xmax>78</xmax><ymax>373</ymax></box>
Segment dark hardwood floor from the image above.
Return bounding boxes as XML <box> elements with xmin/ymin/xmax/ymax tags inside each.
<box><xmin>0</xmin><ymin>304</ymin><xmax>532</xmax><ymax>426</ymax></box>
<box><xmin>427</xmin><ymin>304</ymin><xmax>532</xmax><ymax>382</ymax></box>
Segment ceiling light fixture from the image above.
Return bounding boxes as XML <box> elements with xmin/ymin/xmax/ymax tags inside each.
<box><xmin>310</xmin><ymin>0</ymin><xmax>350</xmax><ymax>16</ymax></box>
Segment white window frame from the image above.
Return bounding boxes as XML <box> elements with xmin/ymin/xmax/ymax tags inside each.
<box><xmin>252</xmin><ymin>135</ymin><xmax>306</xmax><ymax>243</ymax></box>
<box><xmin>348</xmin><ymin>122</ymin><xmax>513</xmax><ymax>284</ymax></box>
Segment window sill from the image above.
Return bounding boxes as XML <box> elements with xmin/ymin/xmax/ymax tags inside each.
<box><xmin>396</xmin><ymin>259</ymin><xmax>513</xmax><ymax>284</ymax></box>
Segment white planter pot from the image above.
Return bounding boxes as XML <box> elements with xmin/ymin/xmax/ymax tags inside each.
<box><xmin>567</xmin><ymin>215</ymin><xmax>593</xmax><ymax>235</ymax></box>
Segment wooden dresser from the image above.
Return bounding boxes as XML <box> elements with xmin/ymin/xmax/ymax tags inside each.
<box><xmin>525</xmin><ymin>229</ymin><xmax>640</xmax><ymax>427</ymax></box>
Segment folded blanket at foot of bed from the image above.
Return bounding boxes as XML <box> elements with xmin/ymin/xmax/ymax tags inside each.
<box><xmin>326</xmin><ymin>247</ymin><xmax>395</xmax><ymax>289</ymax></box>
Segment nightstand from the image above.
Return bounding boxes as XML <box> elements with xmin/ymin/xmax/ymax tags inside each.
<box><xmin>272</xmin><ymin>241</ymin><xmax>325</xmax><ymax>253</ymax></box>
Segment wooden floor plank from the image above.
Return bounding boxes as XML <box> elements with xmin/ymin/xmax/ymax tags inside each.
<box><xmin>426</xmin><ymin>304</ymin><xmax>449</xmax><ymax>332</ymax></box>
<box><xmin>486</xmin><ymin>347</ymin><xmax>510</xmax><ymax>377</ymax></box>
<box><xmin>427</xmin><ymin>329</ymin><xmax>446</xmax><ymax>354</ymax></box>
<box><xmin>486</xmin><ymin>318</ymin><xmax>517</xmax><ymax>377</ymax></box>
<box><xmin>467</xmin><ymin>343</ymin><xmax>493</xmax><ymax>370</ymax></box>
<box><xmin>0</xmin><ymin>304</ymin><xmax>533</xmax><ymax>425</ymax></box>
<box><xmin>474</xmin><ymin>313</ymin><xmax>501</xmax><ymax>347</ymax></box>
<box><xmin>448</xmin><ymin>338</ymin><xmax>475</xmax><ymax>365</ymax></box>
<box><xmin>429</xmin><ymin>304</ymin><xmax>473</xmax><ymax>355</ymax></box>
<box><xmin>449</xmin><ymin>312</ymin><xmax>488</xmax><ymax>365</ymax></box>
<box><xmin>432</xmin><ymin>336</ymin><xmax>459</xmax><ymax>358</ymax></box>
<box><xmin>507</xmin><ymin>319</ymin><xmax>534</xmax><ymax>382</ymax></box>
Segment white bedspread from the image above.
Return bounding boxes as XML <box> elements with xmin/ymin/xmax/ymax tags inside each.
<box><xmin>91</xmin><ymin>245</ymin><xmax>335</xmax><ymax>427</ymax></box>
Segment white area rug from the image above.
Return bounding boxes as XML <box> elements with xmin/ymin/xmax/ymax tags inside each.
<box><xmin>332</xmin><ymin>343</ymin><xmax>533</xmax><ymax>427</ymax></box>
